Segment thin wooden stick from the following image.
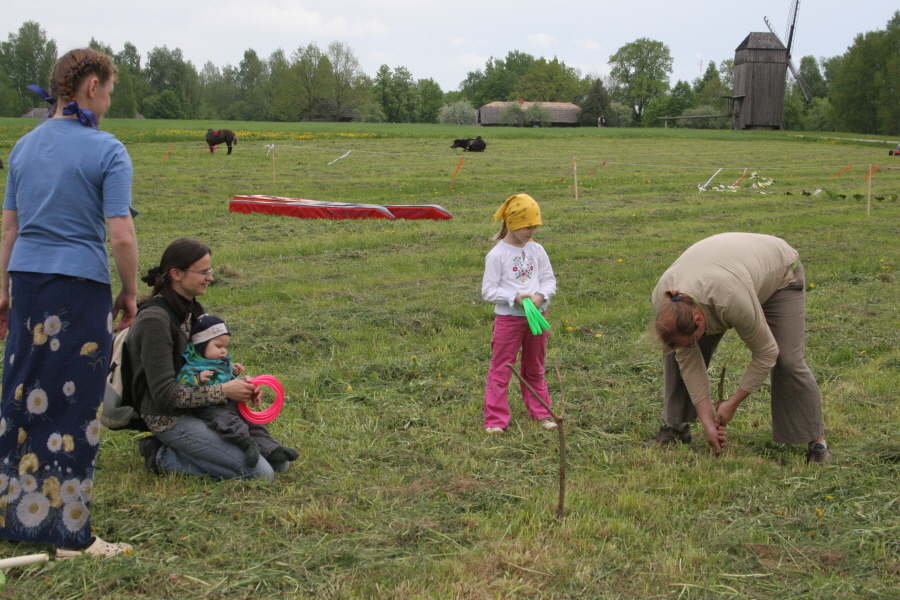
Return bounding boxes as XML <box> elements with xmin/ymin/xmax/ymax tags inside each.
<box><xmin>507</xmin><ymin>363</ymin><xmax>566</xmax><ymax>518</ymax></box>
<box><xmin>867</xmin><ymin>164</ymin><xmax>872</xmax><ymax>216</ymax></box>
<box><xmin>572</xmin><ymin>157</ymin><xmax>578</xmax><ymax>203</ymax></box>
<box><xmin>716</xmin><ymin>361</ymin><xmax>728</xmax><ymax>411</ymax></box>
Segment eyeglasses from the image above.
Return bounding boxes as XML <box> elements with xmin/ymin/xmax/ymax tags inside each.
<box><xmin>182</xmin><ymin>268</ymin><xmax>213</xmax><ymax>276</ymax></box>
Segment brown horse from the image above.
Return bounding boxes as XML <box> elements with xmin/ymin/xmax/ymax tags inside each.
<box><xmin>205</xmin><ymin>129</ymin><xmax>238</xmax><ymax>155</ymax></box>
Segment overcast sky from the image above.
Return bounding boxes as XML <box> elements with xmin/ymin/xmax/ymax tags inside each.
<box><xmin>4</xmin><ymin>1</ymin><xmax>897</xmax><ymax>92</ymax></box>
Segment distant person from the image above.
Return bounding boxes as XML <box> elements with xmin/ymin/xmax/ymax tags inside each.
<box><xmin>481</xmin><ymin>194</ymin><xmax>557</xmax><ymax>433</ymax></box>
<box><xmin>0</xmin><ymin>48</ymin><xmax>138</xmax><ymax>559</ymax></box>
<box><xmin>177</xmin><ymin>314</ymin><xmax>298</xmax><ymax>468</ymax></box>
<box><xmin>598</xmin><ymin>115</ymin><xmax>607</xmax><ymax>127</ymax></box>
<box><xmin>648</xmin><ymin>233</ymin><xmax>831</xmax><ymax>463</ymax></box>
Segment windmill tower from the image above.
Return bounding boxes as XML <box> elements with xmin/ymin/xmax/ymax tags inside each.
<box><xmin>731</xmin><ymin>0</ymin><xmax>806</xmax><ymax>130</ymax></box>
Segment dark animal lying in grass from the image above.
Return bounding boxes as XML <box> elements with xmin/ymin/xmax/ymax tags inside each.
<box><xmin>206</xmin><ymin>129</ymin><xmax>238</xmax><ymax>155</ymax></box>
<box><xmin>450</xmin><ymin>136</ymin><xmax>486</xmax><ymax>152</ymax></box>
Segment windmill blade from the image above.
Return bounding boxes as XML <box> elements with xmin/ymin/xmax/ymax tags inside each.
<box><xmin>785</xmin><ymin>0</ymin><xmax>801</xmax><ymax>57</ymax></box>
<box><xmin>787</xmin><ymin>60</ymin><xmax>812</xmax><ymax>101</ymax></box>
<box><xmin>764</xmin><ymin>16</ymin><xmax>811</xmax><ymax>101</ymax></box>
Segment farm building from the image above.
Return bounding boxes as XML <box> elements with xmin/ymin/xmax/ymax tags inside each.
<box><xmin>478</xmin><ymin>99</ymin><xmax>581</xmax><ymax>127</ymax></box>
<box><xmin>732</xmin><ymin>32</ymin><xmax>788</xmax><ymax>130</ymax></box>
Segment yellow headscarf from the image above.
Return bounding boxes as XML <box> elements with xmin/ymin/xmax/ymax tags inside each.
<box><xmin>493</xmin><ymin>193</ymin><xmax>542</xmax><ymax>230</ymax></box>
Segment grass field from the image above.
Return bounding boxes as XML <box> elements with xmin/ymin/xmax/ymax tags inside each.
<box><xmin>0</xmin><ymin>119</ymin><xmax>899</xmax><ymax>599</ymax></box>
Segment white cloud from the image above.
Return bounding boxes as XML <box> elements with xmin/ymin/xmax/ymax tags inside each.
<box><xmin>527</xmin><ymin>33</ymin><xmax>556</xmax><ymax>47</ymax></box>
<box><xmin>573</xmin><ymin>39</ymin><xmax>600</xmax><ymax>51</ymax></box>
<box><xmin>457</xmin><ymin>53</ymin><xmax>488</xmax><ymax>69</ymax></box>
<box><xmin>202</xmin><ymin>1</ymin><xmax>390</xmax><ymax>38</ymax></box>
<box><xmin>451</xmin><ymin>37</ymin><xmax>470</xmax><ymax>46</ymax></box>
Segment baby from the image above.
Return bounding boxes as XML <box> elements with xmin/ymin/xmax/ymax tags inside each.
<box><xmin>178</xmin><ymin>315</ymin><xmax>298</xmax><ymax>468</ymax></box>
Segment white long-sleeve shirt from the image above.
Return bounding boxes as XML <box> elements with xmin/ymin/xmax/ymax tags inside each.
<box><xmin>482</xmin><ymin>240</ymin><xmax>557</xmax><ymax>316</ymax></box>
<box><xmin>652</xmin><ymin>232</ymin><xmax>799</xmax><ymax>404</ymax></box>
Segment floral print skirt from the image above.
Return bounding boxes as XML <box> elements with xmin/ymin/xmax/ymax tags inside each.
<box><xmin>0</xmin><ymin>273</ymin><xmax>113</xmax><ymax>546</ymax></box>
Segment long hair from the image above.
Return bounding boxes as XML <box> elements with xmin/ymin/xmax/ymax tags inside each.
<box><xmin>49</xmin><ymin>48</ymin><xmax>117</xmax><ymax>105</ymax></box>
<box><xmin>653</xmin><ymin>291</ymin><xmax>698</xmax><ymax>348</ymax></box>
<box><xmin>140</xmin><ymin>238</ymin><xmax>210</xmax><ymax>325</ymax></box>
<box><xmin>493</xmin><ymin>222</ymin><xmax>509</xmax><ymax>241</ymax></box>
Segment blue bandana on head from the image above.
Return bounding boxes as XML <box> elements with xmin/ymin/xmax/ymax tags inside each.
<box><xmin>26</xmin><ymin>84</ymin><xmax>98</xmax><ymax>130</ymax></box>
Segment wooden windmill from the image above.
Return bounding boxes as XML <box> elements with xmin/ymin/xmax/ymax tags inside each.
<box><xmin>731</xmin><ymin>0</ymin><xmax>807</xmax><ymax>129</ymax></box>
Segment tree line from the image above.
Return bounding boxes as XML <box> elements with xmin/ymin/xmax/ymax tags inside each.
<box><xmin>0</xmin><ymin>14</ymin><xmax>897</xmax><ymax>135</ymax></box>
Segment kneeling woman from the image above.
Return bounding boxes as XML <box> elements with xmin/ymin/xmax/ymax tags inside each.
<box><xmin>130</xmin><ymin>238</ymin><xmax>289</xmax><ymax>479</ymax></box>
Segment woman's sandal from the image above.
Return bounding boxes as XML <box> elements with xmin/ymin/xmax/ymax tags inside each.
<box><xmin>56</xmin><ymin>536</ymin><xmax>133</xmax><ymax>560</ymax></box>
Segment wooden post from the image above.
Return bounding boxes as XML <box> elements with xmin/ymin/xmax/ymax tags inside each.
<box><xmin>573</xmin><ymin>157</ymin><xmax>578</xmax><ymax>203</ymax></box>
<box><xmin>867</xmin><ymin>164</ymin><xmax>872</xmax><ymax>216</ymax></box>
<box><xmin>271</xmin><ymin>145</ymin><xmax>276</xmax><ymax>184</ymax></box>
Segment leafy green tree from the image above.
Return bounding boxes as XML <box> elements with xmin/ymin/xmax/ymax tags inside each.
<box><xmin>372</xmin><ymin>65</ymin><xmax>418</xmax><ymax>122</ymax></box>
<box><xmin>643</xmin><ymin>79</ymin><xmax>695</xmax><ymax>127</ymax></box>
<box><xmin>0</xmin><ymin>62</ymin><xmax>19</xmax><ymax>117</ymax></box>
<box><xmin>524</xmin><ymin>102</ymin><xmax>552</xmax><ymax>126</ymax></box>
<box><xmin>675</xmin><ymin>105</ymin><xmax>729</xmax><ymax>129</ymax></box>
<box><xmin>577</xmin><ymin>77</ymin><xmax>612</xmax><ymax>126</ymax></box>
<box><xmin>415</xmin><ymin>78</ymin><xmax>443</xmax><ymax>123</ymax></box>
<box><xmin>500</xmin><ymin>102</ymin><xmax>525</xmax><ymax>126</ymax></box>
<box><xmin>236</xmin><ymin>49</ymin><xmax>269</xmax><ymax>120</ymax></box>
<box><xmin>326</xmin><ymin>41</ymin><xmax>367</xmax><ymax>121</ymax></box>
<box><xmin>515</xmin><ymin>57</ymin><xmax>582</xmax><ymax>102</ymax></box>
<box><xmin>292</xmin><ymin>43</ymin><xmax>333</xmax><ymax>120</ymax></box>
<box><xmin>718</xmin><ymin>59</ymin><xmax>734</xmax><ymax>92</ymax></box>
<box><xmin>608</xmin><ymin>38</ymin><xmax>672</xmax><ymax>124</ymax></box>
<box><xmin>0</xmin><ymin>21</ymin><xmax>57</xmax><ymax>114</ymax></box>
<box><xmin>460</xmin><ymin>51</ymin><xmax>535</xmax><ymax>107</ymax></box>
<box><xmin>107</xmin><ymin>63</ymin><xmax>138</xmax><ymax>118</ymax></box>
<box><xmin>802</xmin><ymin>97</ymin><xmax>834</xmax><ymax>131</ymax></box>
<box><xmin>143</xmin><ymin>88</ymin><xmax>187</xmax><ymax>119</ymax></box>
<box><xmin>830</xmin><ymin>11</ymin><xmax>900</xmax><ymax>134</ymax></box>
<box><xmin>143</xmin><ymin>46</ymin><xmax>199</xmax><ymax>118</ymax></box>
<box><xmin>798</xmin><ymin>56</ymin><xmax>827</xmax><ymax>99</ymax></box>
<box><xmin>437</xmin><ymin>99</ymin><xmax>477</xmax><ymax>125</ymax></box>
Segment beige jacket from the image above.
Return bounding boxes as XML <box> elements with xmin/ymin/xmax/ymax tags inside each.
<box><xmin>652</xmin><ymin>233</ymin><xmax>799</xmax><ymax>404</ymax></box>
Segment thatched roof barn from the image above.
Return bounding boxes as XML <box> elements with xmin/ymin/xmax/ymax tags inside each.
<box><xmin>732</xmin><ymin>32</ymin><xmax>788</xmax><ymax>130</ymax></box>
<box><xmin>478</xmin><ymin>99</ymin><xmax>581</xmax><ymax>127</ymax></box>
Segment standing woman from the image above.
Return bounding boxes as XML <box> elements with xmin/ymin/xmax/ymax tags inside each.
<box><xmin>0</xmin><ymin>49</ymin><xmax>138</xmax><ymax>558</ymax></box>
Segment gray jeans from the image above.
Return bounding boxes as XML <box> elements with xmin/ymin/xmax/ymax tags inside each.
<box><xmin>662</xmin><ymin>262</ymin><xmax>824</xmax><ymax>445</ymax></box>
<box><xmin>156</xmin><ymin>415</ymin><xmax>289</xmax><ymax>480</ymax></box>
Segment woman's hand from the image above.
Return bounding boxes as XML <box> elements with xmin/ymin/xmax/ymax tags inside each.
<box><xmin>0</xmin><ymin>294</ymin><xmax>8</xmax><ymax>340</ymax></box>
<box><xmin>715</xmin><ymin>389</ymin><xmax>749</xmax><ymax>427</ymax></box>
<box><xmin>221</xmin><ymin>377</ymin><xmax>259</xmax><ymax>403</ymax></box>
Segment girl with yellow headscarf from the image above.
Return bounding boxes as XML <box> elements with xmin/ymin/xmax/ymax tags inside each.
<box><xmin>480</xmin><ymin>194</ymin><xmax>557</xmax><ymax>433</ymax></box>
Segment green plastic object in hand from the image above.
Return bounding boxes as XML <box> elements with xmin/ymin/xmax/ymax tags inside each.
<box><xmin>522</xmin><ymin>298</ymin><xmax>551</xmax><ymax>335</ymax></box>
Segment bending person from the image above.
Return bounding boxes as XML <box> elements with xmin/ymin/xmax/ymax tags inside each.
<box><xmin>129</xmin><ymin>238</ymin><xmax>289</xmax><ymax>480</ymax></box>
<box><xmin>0</xmin><ymin>49</ymin><xmax>138</xmax><ymax>558</ymax></box>
<box><xmin>648</xmin><ymin>232</ymin><xmax>831</xmax><ymax>463</ymax></box>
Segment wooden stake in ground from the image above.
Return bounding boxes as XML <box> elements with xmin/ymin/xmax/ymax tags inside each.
<box><xmin>272</xmin><ymin>145</ymin><xmax>276</xmax><ymax>184</ymax></box>
<box><xmin>716</xmin><ymin>362</ymin><xmax>727</xmax><ymax>412</ymax></box>
<box><xmin>572</xmin><ymin>157</ymin><xmax>578</xmax><ymax>203</ymax></box>
<box><xmin>507</xmin><ymin>363</ymin><xmax>566</xmax><ymax>519</ymax></box>
<box><xmin>867</xmin><ymin>163</ymin><xmax>872</xmax><ymax>216</ymax></box>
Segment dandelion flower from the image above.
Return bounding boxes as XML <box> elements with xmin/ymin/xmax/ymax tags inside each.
<box><xmin>595</xmin><ymin>333</ymin><xmax>602</xmax><ymax>338</ymax></box>
<box><xmin>617</xmin><ymin>259</ymin><xmax>623</xmax><ymax>263</ymax></box>
<box><xmin>566</xmin><ymin>326</ymin><xmax>574</xmax><ymax>331</ymax></box>
<box><xmin>346</xmin><ymin>385</ymin><xmax>353</xmax><ymax>392</ymax></box>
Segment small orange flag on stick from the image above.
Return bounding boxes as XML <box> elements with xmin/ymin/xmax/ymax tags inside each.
<box><xmin>830</xmin><ymin>166</ymin><xmax>852</xmax><ymax>178</ymax></box>
<box><xmin>160</xmin><ymin>145</ymin><xmax>174</xmax><ymax>162</ymax></box>
<box><xmin>865</xmin><ymin>165</ymin><xmax>882</xmax><ymax>180</ymax></box>
<box><xmin>449</xmin><ymin>155</ymin><xmax>465</xmax><ymax>191</ymax></box>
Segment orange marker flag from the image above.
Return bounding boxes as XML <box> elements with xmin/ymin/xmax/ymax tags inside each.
<box><xmin>865</xmin><ymin>165</ymin><xmax>881</xmax><ymax>180</ymax></box>
<box><xmin>160</xmin><ymin>144</ymin><xmax>174</xmax><ymax>162</ymax></box>
<box><xmin>830</xmin><ymin>166</ymin><xmax>852</xmax><ymax>178</ymax></box>
<box><xmin>449</xmin><ymin>155</ymin><xmax>465</xmax><ymax>191</ymax></box>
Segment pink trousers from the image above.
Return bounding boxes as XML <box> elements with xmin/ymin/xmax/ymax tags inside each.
<box><xmin>483</xmin><ymin>314</ymin><xmax>553</xmax><ymax>429</ymax></box>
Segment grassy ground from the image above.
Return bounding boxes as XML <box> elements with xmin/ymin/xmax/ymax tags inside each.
<box><xmin>0</xmin><ymin>119</ymin><xmax>899</xmax><ymax>599</ymax></box>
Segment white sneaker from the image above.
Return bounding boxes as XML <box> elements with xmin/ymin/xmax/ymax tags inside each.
<box><xmin>485</xmin><ymin>427</ymin><xmax>505</xmax><ymax>434</ymax></box>
<box><xmin>56</xmin><ymin>536</ymin><xmax>133</xmax><ymax>560</ymax></box>
<box><xmin>541</xmin><ymin>419</ymin><xmax>558</xmax><ymax>430</ymax></box>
